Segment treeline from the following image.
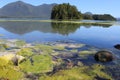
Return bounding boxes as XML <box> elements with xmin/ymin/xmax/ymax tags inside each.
<box><xmin>83</xmin><ymin>14</ymin><xmax>116</xmax><ymax>21</ymax></box>
<box><xmin>51</xmin><ymin>3</ymin><xmax>116</xmax><ymax>21</ymax></box>
<box><xmin>51</xmin><ymin>3</ymin><xmax>82</xmax><ymax>20</ymax></box>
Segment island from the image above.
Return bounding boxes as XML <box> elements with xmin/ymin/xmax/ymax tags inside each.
<box><xmin>51</xmin><ymin>3</ymin><xmax>116</xmax><ymax>21</ymax></box>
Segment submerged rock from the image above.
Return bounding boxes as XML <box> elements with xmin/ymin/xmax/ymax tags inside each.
<box><xmin>94</xmin><ymin>51</ymin><xmax>114</xmax><ymax>62</ymax></box>
<box><xmin>114</xmin><ymin>44</ymin><xmax>120</xmax><ymax>50</ymax></box>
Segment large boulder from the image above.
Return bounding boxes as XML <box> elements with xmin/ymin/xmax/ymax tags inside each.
<box><xmin>114</xmin><ymin>44</ymin><xmax>120</xmax><ymax>50</ymax></box>
<box><xmin>94</xmin><ymin>51</ymin><xmax>114</xmax><ymax>62</ymax></box>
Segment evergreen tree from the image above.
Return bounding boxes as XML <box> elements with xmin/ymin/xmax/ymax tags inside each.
<box><xmin>51</xmin><ymin>3</ymin><xmax>82</xmax><ymax>20</ymax></box>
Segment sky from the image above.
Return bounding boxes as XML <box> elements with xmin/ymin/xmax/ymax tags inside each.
<box><xmin>0</xmin><ymin>0</ymin><xmax>119</xmax><ymax>17</ymax></box>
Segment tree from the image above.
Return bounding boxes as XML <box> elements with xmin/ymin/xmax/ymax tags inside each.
<box><xmin>92</xmin><ymin>14</ymin><xmax>116</xmax><ymax>21</ymax></box>
<box><xmin>51</xmin><ymin>3</ymin><xmax>82</xmax><ymax>20</ymax></box>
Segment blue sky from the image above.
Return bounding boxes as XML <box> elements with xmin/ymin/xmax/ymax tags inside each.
<box><xmin>0</xmin><ymin>0</ymin><xmax>119</xmax><ymax>17</ymax></box>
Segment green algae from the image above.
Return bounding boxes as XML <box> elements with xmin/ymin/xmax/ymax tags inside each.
<box><xmin>0</xmin><ymin>44</ymin><xmax>9</xmax><ymax>52</ymax></box>
<box><xmin>79</xmin><ymin>50</ymin><xmax>96</xmax><ymax>58</ymax></box>
<box><xmin>0</xmin><ymin>39</ymin><xmax>113</xmax><ymax>80</ymax></box>
<box><xmin>15</xmin><ymin>40</ymin><xmax>26</xmax><ymax>47</ymax></box>
<box><xmin>39</xmin><ymin>64</ymin><xmax>112</xmax><ymax>80</ymax></box>
<box><xmin>19</xmin><ymin>54</ymin><xmax>53</xmax><ymax>74</ymax></box>
<box><xmin>17</xmin><ymin>48</ymin><xmax>33</xmax><ymax>57</ymax></box>
<box><xmin>0</xmin><ymin>57</ymin><xmax>23</xmax><ymax>80</ymax></box>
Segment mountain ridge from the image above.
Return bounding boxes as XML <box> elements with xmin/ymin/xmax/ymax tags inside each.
<box><xmin>0</xmin><ymin>1</ymin><xmax>57</xmax><ymax>18</ymax></box>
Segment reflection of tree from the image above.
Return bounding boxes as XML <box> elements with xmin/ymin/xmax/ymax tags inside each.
<box><xmin>51</xmin><ymin>22</ymin><xmax>112</xmax><ymax>35</ymax></box>
<box><xmin>51</xmin><ymin>22</ymin><xmax>81</xmax><ymax>35</ymax></box>
<box><xmin>81</xmin><ymin>23</ymin><xmax>112</xmax><ymax>28</ymax></box>
<box><xmin>0</xmin><ymin>21</ymin><xmax>112</xmax><ymax>35</ymax></box>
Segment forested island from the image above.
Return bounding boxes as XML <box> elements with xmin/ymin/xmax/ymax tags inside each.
<box><xmin>51</xmin><ymin>3</ymin><xmax>116</xmax><ymax>21</ymax></box>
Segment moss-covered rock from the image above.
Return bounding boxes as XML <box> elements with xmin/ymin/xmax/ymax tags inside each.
<box><xmin>0</xmin><ymin>56</ymin><xmax>23</xmax><ymax>80</ymax></box>
<box><xmin>19</xmin><ymin>54</ymin><xmax>53</xmax><ymax>73</ymax></box>
<box><xmin>0</xmin><ymin>54</ymin><xmax>25</xmax><ymax>66</ymax></box>
<box><xmin>79</xmin><ymin>50</ymin><xmax>96</xmax><ymax>58</ymax></box>
<box><xmin>17</xmin><ymin>48</ymin><xmax>33</xmax><ymax>57</ymax></box>
<box><xmin>0</xmin><ymin>44</ymin><xmax>10</xmax><ymax>51</ymax></box>
<box><xmin>34</xmin><ymin>44</ymin><xmax>53</xmax><ymax>54</ymax></box>
<box><xmin>39</xmin><ymin>64</ymin><xmax>112</xmax><ymax>80</ymax></box>
<box><xmin>15</xmin><ymin>40</ymin><xmax>26</xmax><ymax>47</ymax></box>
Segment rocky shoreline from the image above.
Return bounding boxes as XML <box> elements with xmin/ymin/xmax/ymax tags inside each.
<box><xmin>0</xmin><ymin>39</ymin><xmax>120</xmax><ymax>80</ymax></box>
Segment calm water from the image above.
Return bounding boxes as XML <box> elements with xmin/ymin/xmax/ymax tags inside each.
<box><xmin>1</xmin><ymin>20</ymin><xmax>120</xmax><ymax>80</ymax></box>
<box><xmin>0</xmin><ymin>20</ymin><xmax>120</xmax><ymax>49</ymax></box>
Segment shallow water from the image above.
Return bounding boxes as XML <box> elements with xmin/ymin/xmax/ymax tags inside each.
<box><xmin>0</xmin><ymin>19</ymin><xmax>120</xmax><ymax>80</ymax></box>
<box><xmin>0</xmin><ymin>20</ymin><xmax>120</xmax><ymax>49</ymax></box>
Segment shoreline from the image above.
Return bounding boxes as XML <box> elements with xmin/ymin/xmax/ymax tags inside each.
<box><xmin>0</xmin><ymin>39</ymin><xmax>120</xmax><ymax>80</ymax></box>
<box><xmin>0</xmin><ymin>19</ymin><xmax>119</xmax><ymax>26</ymax></box>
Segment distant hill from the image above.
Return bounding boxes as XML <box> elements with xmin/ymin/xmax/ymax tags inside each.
<box><xmin>0</xmin><ymin>1</ymin><xmax>57</xmax><ymax>18</ymax></box>
<box><xmin>117</xmin><ymin>18</ymin><xmax>120</xmax><ymax>21</ymax></box>
<box><xmin>84</xmin><ymin>12</ymin><xmax>93</xmax><ymax>16</ymax></box>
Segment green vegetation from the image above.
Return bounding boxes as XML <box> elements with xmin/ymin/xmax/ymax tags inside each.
<box><xmin>51</xmin><ymin>3</ymin><xmax>82</xmax><ymax>20</ymax></box>
<box><xmin>51</xmin><ymin>3</ymin><xmax>116</xmax><ymax>21</ymax></box>
<box><xmin>17</xmin><ymin>48</ymin><xmax>33</xmax><ymax>57</ymax></box>
<box><xmin>83</xmin><ymin>13</ymin><xmax>116</xmax><ymax>21</ymax></box>
<box><xmin>92</xmin><ymin>14</ymin><xmax>116</xmax><ymax>21</ymax></box>
<box><xmin>0</xmin><ymin>57</ymin><xmax>23</xmax><ymax>80</ymax></box>
<box><xmin>79</xmin><ymin>50</ymin><xmax>96</xmax><ymax>58</ymax></box>
<box><xmin>39</xmin><ymin>64</ymin><xmax>112</xmax><ymax>80</ymax></box>
<box><xmin>34</xmin><ymin>44</ymin><xmax>65</xmax><ymax>54</ymax></box>
<box><xmin>0</xmin><ymin>44</ymin><xmax>9</xmax><ymax>51</ymax></box>
<box><xmin>19</xmin><ymin>54</ymin><xmax>53</xmax><ymax>73</ymax></box>
<box><xmin>52</xmin><ymin>22</ymin><xmax>81</xmax><ymax>35</ymax></box>
<box><xmin>15</xmin><ymin>40</ymin><xmax>26</xmax><ymax>47</ymax></box>
<box><xmin>83</xmin><ymin>14</ymin><xmax>93</xmax><ymax>20</ymax></box>
<box><xmin>0</xmin><ymin>40</ymin><xmax>113</xmax><ymax>80</ymax></box>
<box><xmin>34</xmin><ymin>44</ymin><xmax>53</xmax><ymax>54</ymax></box>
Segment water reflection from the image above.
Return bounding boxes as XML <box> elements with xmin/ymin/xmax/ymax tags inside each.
<box><xmin>0</xmin><ymin>21</ymin><xmax>52</xmax><ymax>34</ymax></box>
<box><xmin>0</xmin><ymin>21</ymin><xmax>112</xmax><ymax>35</ymax></box>
<box><xmin>0</xmin><ymin>21</ymin><xmax>119</xmax><ymax>48</ymax></box>
<box><xmin>80</xmin><ymin>22</ymin><xmax>112</xmax><ymax>28</ymax></box>
<box><xmin>51</xmin><ymin>22</ymin><xmax>81</xmax><ymax>35</ymax></box>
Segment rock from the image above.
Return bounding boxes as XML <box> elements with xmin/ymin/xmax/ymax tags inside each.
<box><xmin>55</xmin><ymin>43</ymin><xmax>85</xmax><ymax>48</ymax></box>
<box><xmin>94</xmin><ymin>51</ymin><xmax>113</xmax><ymax>62</ymax></box>
<box><xmin>77</xmin><ymin>61</ymin><xmax>84</xmax><ymax>67</ymax></box>
<box><xmin>114</xmin><ymin>44</ymin><xmax>120</xmax><ymax>50</ymax></box>
<box><xmin>0</xmin><ymin>54</ymin><xmax>25</xmax><ymax>66</ymax></box>
<box><xmin>11</xmin><ymin>55</ymin><xmax>19</xmax><ymax>66</ymax></box>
